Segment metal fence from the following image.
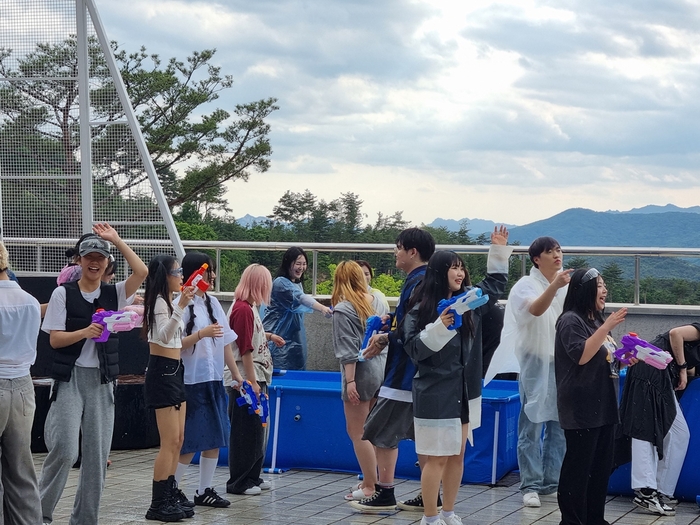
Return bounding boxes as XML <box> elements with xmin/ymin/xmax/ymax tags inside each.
<box><xmin>5</xmin><ymin>237</ymin><xmax>700</xmax><ymax>306</ymax></box>
<box><xmin>0</xmin><ymin>0</ymin><xmax>183</xmax><ymax>275</ymax></box>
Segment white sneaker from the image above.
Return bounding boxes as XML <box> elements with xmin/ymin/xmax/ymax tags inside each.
<box><xmin>420</xmin><ymin>517</ymin><xmax>447</xmax><ymax>525</ymax></box>
<box><xmin>439</xmin><ymin>511</ymin><xmax>463</xmax><ymax>525</ymax></box>
<box><xmin>523</xmin><ymin>492</ymin><xmax>541</xmax><ymax>507</ymax></box>
<box><xmin>258</xmin><ymin>479</ymin><xmax>272</xmax><ymax>490</ymax></box>
<box><xmin>243</xmin><ymin>485</ymin><xmax>262</xmax><ymax>495</ymax></box>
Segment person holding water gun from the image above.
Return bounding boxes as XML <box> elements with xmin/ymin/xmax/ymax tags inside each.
<box><xmin>619</xmin><ymin>324</ymin><xmax>697</xmax><ymax>516</ymax></box>
<box><xmin>172</xmin><ymin>252</ymin><xmax>242</xmax><ymax>509</ymax></box>
<box><xmin>554</xmin><ymin>268</ymin><xmax>629</xmax><ymax>525</ymax></box>
<box><xmin>39</xmin><ymin>224</ymin><xmax>147</xmax><ymax>525</ymax></box>
<box><xmin>400</xmin><ymin>229</ymin><xmax>511</xmax><ymax>525</ymax></box>
<box><xmin>331</xmin><ymin>261</ymin><xmax>389</xmax><ymax>502</ymax></box>
<box><xmin>226</xmin><ymin>264</ymin><xmax>284</xmax><ymax>495</ymax></box>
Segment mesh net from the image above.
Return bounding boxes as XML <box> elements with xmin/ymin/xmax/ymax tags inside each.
<box><xmin>0</xmin><ymin>0</ymin><xmax>177</xmax><ymax>278</ymax></box>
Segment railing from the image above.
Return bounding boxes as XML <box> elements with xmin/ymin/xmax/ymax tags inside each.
<box><xmin>6</xmin><ymin>237</ymin><xmax>700</xmax><ymax>306</ymax></box>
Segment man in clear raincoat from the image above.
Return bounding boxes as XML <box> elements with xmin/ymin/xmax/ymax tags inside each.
<box><xmin>486</xmin><ymin>236</ymin><xmax>572</xmax><ymax>508</ymax></box>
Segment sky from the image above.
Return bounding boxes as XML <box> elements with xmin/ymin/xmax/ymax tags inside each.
<box><xmin>95</xmin><ymin>0</ymin><xmax>700</xmax><ymax>226</ymax></box>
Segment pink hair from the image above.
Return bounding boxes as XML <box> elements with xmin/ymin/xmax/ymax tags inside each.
<box><xmin>235</xmin><ymin>264</ymin><xmax>273</xmax><ymax>305</ymax></box>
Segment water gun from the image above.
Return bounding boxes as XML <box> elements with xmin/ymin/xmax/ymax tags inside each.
<box><xmin>614</xmin><ymin>332</ymin><xmax>673</xmax><ymax>370</ymax></box>
<box><xmin>260</xmin><ymin>392</ymin><xmax>270</xmax><ymax>427</ymax></box>
<box><xmin>236</xmin><ymin>380</ymin><xmax>261</xmax><ymax>416</ymax></box>
<box><xmin>437</xmin><ymin>287</ymin><xmax>489</xmax><ymax>330</ymax></box>
<box><xmin>358</xmin><ymin>315</ymin><xmax>387</xmax><ymax>361</ymax></box>
<box><xmin>91</xmin><ymin>305</ymin><xmax>144</xmax><ymax>342</ymax></box>
<box><xmin>182</xmin><ymin>262</ymin><xmax>209</xmax><ymax>293</ymax></box>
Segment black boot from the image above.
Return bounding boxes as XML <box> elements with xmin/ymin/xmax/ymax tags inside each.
<box><xmin>145</xmin><ymin>479</ymin><xmax>186</xmax><ymax>522</ymax></box>
<box><xmin>169</xmin><ymin>476</ymin><xmax>195</xmax><ymax>518</ymax></box>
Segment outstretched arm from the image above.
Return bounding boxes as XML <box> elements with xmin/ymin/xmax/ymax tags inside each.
<box><xmin>529</xmin><ymin>269</ymin><xmax>573</xmax><ymax>317</ymax></box>
<box><xmin>93</xmin><ymin>223</ymin><xmax>148</xmax><ymax>298</ymax></box>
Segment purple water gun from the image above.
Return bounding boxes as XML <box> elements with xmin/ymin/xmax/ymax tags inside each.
<box><xmin>91</xmin><ymin>306</ymin><xmax>144</xmax><ymax>342</ymax></box>
<box><xmin>614</xmin><ymin>332</ymin><xmax>673</xmax><ymax>370</ymax></box>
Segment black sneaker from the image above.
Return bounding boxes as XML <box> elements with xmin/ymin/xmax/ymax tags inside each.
<box><xmin>194</xmin><ymin>487</ymin><xmax>231</xmax><ymax>508</ymax></box>
<box><xmin>633</xmin><ymin>489</ymin><xmax>675</xmax><ymax>516</ymax></box>
<box><xmin>349</xmin><ymin>485</ymin><xmax>397</xmax><ymax>512</ymax></box>
<box><xmin>397</xmin><ymin>492</ymin><xmax>442</xmax><ymax>512</ymax></box>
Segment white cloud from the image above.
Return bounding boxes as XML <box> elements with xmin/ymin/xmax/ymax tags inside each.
<box><xmin>74</xmin><ymin>0</ymin><xmax>700</xmax><ymax>224</ymax></box>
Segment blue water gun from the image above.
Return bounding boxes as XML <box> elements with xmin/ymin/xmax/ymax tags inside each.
<box><xmin>236</xmin><ymin>380</ymin><xmax>261</xmax><ymax>416</ymax></box>
<box><xmin>437</xmin><ymin>287</ymin><xmax>489</xmax><ymax>330</ymax></box>
<box><xmin>358</xmin><ymin>315</ymin><xmax>388</xmax><ymax>361</ymax></box>
<box><xmin>260</xmin><ymin>392</ymin><xmax>270</xmax><ymax>427</ymax></box>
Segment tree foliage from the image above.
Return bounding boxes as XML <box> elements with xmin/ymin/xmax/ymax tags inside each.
<box><xmin>0</xmin><ymin>37</ymin><xmax>278</xmax><ymax>223</ymax></box>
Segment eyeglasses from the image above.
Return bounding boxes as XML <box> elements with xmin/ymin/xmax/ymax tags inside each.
<box><xmin>169</xmin><ymin>267</ymin><xmax>183</xmax><ymax>277</ymax></box>
<box><xmin>581</xmin><ymin>267</ymin><xmax>600</xmax><ymax>285</ymax></box>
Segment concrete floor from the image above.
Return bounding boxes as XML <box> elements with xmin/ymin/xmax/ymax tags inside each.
<box><xmin>36</xmin><ymin>448</ymin><xmax>700</xmax><ymax>524</ymax></box>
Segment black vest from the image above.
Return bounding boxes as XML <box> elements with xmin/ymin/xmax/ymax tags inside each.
<box><xmin>49</xmin><ymin>281</ymin><xmax>120</xmax><ymax>383</ymax></box>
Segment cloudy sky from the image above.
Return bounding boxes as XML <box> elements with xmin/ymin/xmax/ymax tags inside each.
<box><xmin>95</xmin><ymin>0</ymin><xmax>700</xmax><ymax>226</ymax></box>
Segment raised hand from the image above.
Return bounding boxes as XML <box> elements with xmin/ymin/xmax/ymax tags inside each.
<box><xmin>554</xmin><ymin>268</ymin><xmax>574</xmax><ymax>289</ymax></box>
<box><xmin>491</xmin><ymin>225</ymin><xmax>509</xmax><ymax>245</ymax></box>
<box><xmin>92</xmin><ymin>223</ymin><xmax>121</xmax><ymax>244</ymax></box>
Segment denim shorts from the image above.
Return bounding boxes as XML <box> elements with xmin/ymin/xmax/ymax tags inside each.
<box><xmin>144</xmin><ymin>355</ymin><xmax>186</xmax><ymax>410</ymax></box>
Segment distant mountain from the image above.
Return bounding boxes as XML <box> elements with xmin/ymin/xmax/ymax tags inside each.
<box><xmin>236</xmin><ymin>214</ymin><xmax>268</xmax><ymax>227</ymax></box>
<box><xmin>607</xmin><ymin>204</ymin><xmax>700</xmax><ymax>215</ymax></box>
<box><xmin>508</xmin><ymin>208</ymin><xmax>700</xmax><ymax>248</ymax></box>
<box><xmin>428</xmin><ymin>217</ymin><xmax>517</xmax><ymax>235</ymax></box>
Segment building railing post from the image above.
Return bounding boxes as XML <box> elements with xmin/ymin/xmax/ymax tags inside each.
<box><xmin>312</xmin><ymin>250</ymin><xmax>318</xmax><ymax>296</ymax></box>
<box><xmin>634</xmin><ymin>255</ymin><xmax>641</xmax><ymax>305</ymax></box>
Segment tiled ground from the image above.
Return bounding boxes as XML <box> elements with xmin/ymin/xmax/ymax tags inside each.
<box><xmin>37</xmin><ymin>448</ymin><xmax>700</xmax><ymax>524</ymax></box>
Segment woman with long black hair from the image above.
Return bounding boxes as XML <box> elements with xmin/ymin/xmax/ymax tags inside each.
<box><xmin>262</xmin><ymin>247</ymin><xmax>332</xmax><ymax>370</ymax></box>
<box><xmin>142</xmin><ymin>255</ymin><xmax>195</xmax><ymax>521</ymax></box>
<box><xmin>402</xmin><ymin>228</ymin><xmax>511</xmax><ymax>525</ymax></box>
<box><xmin>173</xmin><ymin>252</ymin><xmax>242</xmax><ymax>509</ymax></box>
<box><xmin>555</xmin><ymin>268</ymin><xmax>628</xmax><ymax>525</ymax></box>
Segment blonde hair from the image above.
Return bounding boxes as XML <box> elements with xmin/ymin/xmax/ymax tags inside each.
<box><xmin>0</xmin><ymin>242</ymin><xmax>9</xmax><ymax>271</ymax></box>
<box><xmin>331</xmin><ymin>261</ymin><xmax>374</xmax><ymax>323</ymax></box>
<box><xmin>234</xmin><ymin>264</ymin><xmax>273</xmax><ymax>305</ymax></box>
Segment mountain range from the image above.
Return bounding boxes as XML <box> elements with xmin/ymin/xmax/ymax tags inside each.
<box><xmin>236</xmin><ymin>205</ymin><xmax>700</xmax><ymax>248</ymax></box>
<box><xmin>428</xmin><ymin>204</ymin><xmax>700</xmax><ymax>248</ymax></box>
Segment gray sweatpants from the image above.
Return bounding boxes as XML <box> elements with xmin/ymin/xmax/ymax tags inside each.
<box><xmin>0</xmin><ymin>375</ymin><xmax>42</xmax><ymax>525</ymax></box>
<box><xmin>39</xmin><ymin>367</ymin><xmax>115</xmax><ymax>525</ymax></box>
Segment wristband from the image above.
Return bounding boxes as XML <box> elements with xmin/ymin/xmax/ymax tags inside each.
<box><xmin>679</xmin><ymin>362</ymin><xmax>688</xmax><ymax>369</ymax></box>
<box><xmin>346</xmin><ymin>379</ymin><xmax>355</xmax><ymax>384</ymax></box>
<box><xmin>197</xmin><ymin>331</ymin><xmax>202</xmax><ymax>341</ymax></box>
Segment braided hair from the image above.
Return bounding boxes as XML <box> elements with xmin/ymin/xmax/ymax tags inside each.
<box><xmin>182</xmin><ymin>252</ymin><xmax>217</xmax><ymax>347</ymax></box>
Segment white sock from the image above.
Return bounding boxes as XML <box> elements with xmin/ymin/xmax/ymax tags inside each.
<box><xmin>174</xmin><ymin>462</ymin><xmax>189</xmax><ymax>485</ymax></box>
<box><xmin>441</xmin><ymin>510</ymin><xmax>454</xmax><ymax>518</ymax></box>
<box><xmin>198</xmin><ymin>456</ymin><xmax>219</xmax><ymax>495</ymax></box>
<box><xmin>423</xmin><ymin>515</ymin><xmax>439</xmax><ymax>524</ymax></box>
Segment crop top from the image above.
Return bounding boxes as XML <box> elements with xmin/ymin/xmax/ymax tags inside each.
<box><xmin>148</xmin><ymin>295</ymin><xmax>184</xmax><ymax>348</ymax></box>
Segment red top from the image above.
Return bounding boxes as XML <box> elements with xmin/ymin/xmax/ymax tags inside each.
<box><xmin>229</xmin><ymin>300</ymin><xmax>254</xmax><ymax>355</ymax></box>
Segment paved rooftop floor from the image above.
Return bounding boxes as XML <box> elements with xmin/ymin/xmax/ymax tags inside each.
<box><xmin>36</xmin><ymin>448</ymin><xmax>700</xmax><ymax>524</ymax></box>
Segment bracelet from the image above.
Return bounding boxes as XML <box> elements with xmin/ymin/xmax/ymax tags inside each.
<box><xmin>346</xmin><ymin>379</ymin><xmax>355</xmax><ymax>384</ymax></box>
<box><xmin>197</xmin><ymin>331</ymin><xmax>202</xmax><ymax>341</ymax></box>
<box><xmin>679</xmin><ymin>362</ymin><xmax>689</xmax><ymax>369</ymax></box>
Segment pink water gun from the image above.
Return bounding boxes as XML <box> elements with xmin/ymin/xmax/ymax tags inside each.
<box><xmin>91</xmin><ymin>305</ymin><xmax>144</xmax><ymax>342</ymax></box>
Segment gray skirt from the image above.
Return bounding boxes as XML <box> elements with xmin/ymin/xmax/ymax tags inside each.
<box><xmin>362</xmin><ymin>396</ymin><xmax>415</xmax><ymax>449</ymax></box>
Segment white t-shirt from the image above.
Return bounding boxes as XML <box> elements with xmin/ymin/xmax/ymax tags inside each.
<box><xmin>180</xmin><ymin>294</ymin><xmax>237</xmax><ymax>384</ymax></box>
<box><xmin>42</xmin><ymin>281</ymin><xmax>130</xmax><ymax>368</ymax></box>
<box><xmin>0</xmin><ymin>281</ymin><xmax>41</xmax><ymax>378</ymax></box>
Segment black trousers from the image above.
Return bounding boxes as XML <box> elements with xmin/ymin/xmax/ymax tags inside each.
<box><xmin>558</xmin><ymin>425</ymin><xmax>614</xmax><ymax>525</ymax></box>
<box><xmin>226</xmin><ymin>383</ymin><xmax>269</xmax><ymax>494</ymax></box>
